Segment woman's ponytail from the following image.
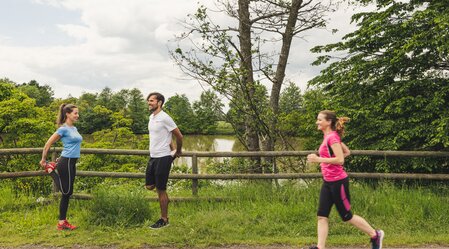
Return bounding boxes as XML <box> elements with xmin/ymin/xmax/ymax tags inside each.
<box><xmin>336</xmin><ymin>117</ymin><xmax>350</xmax><ymax>136</ymax></box>
<box><xmin>319</xmin><ymin>110</ymin><xmax>350</xmax><ymax>136</ymax></box>
<box><xmin>56</xmin><ymin>104</ymin><xmax>77</xmax><ymax>126</ymax></box>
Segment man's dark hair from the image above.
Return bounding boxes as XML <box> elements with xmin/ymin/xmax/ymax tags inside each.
<box><xmin>146</xmin><ymin>92</ymin><xmax>165</xmax><ymax>106</ymax></box>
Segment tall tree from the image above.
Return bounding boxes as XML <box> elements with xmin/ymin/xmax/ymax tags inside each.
<box><xmin>97</xmin><ymin>87</ymin><xmax>114</xmax><ymax>110</ymax></box>
<box><xmin>110</xmin><ymin>89</ymin><xmax>130</xmax><ymax>112</ymax></box>
<box><xmin>164</xmin><ymin>94</ymin><xmax>196</xmax><ymax>134</ymax></box>
<box><xmin>192</xmin><ymin>90</ymin><xmax>224</xmax><ymax>134</ymax></box>
<box><xmin>172</xmin><ymin>0</ymin><xmax>336</xmax><ymax>171</ymax></box>
<box><xmin>128</xmin><ymin>88</ymin><xmax>149</xmax><ymax>134</ymax></box>
<box><xmin>77</xmin><ymin>105</ymin><xmax>113</xmax><ymax>134</ymax></box>
<box><xmin>310</xmin><ymin>0</ymin><xmax>449</xmax><ymax>173</ymax></box>
<box><xmin>0</xmin><ymin>79</ymin><xmax>54</xmax><ymax>148</ymax></box>
<box><xmin>77</xmin><ymin>92</ymin><xmax>98</xmax><ymax>109</ymax></box>
<box><xmin>278</xmin><ymin>82</ymin><xmax>304</xmax><ymax>137</ymax></box>
<box><xmin>16</xmin><ymin>80</ymin><xmax>54</xmax><ymax>107</ymax></box>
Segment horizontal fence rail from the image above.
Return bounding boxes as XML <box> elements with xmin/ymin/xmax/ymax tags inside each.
<box><xmin>2</xmin><ymin>147</ymin><xmax>449</xmax><ymax>157</ymax></box>
<box><xmin>1</xmin><ymin>148</ymin><xmax>449</xmax><ymax>197</ymax></box>
<box><xmin>2</xmin><ymin>171</ymin><xmax>449</xmax><ymax>180</ymax></box>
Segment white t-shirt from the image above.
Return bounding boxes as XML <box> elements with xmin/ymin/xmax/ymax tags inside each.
<box><xmin>148</xmin><ymin>110</ymin><xmax>177</xmax><ymax>158</ymax></box>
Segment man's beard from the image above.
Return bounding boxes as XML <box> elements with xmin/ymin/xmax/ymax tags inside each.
<box><xmin>149</xmin><ymin>106</ymin><xmax>158</xmax><ymax>112</ymax></box>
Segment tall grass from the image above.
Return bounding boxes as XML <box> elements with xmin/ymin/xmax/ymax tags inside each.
<box><xmin>0</xmin><ymin>180</ymin><xmax>448</xmax><ymax>248</ymax></box>
<box><xmin>87</xmin><ymin>185</ymin><xmax>151</xmax><ymax>227</ymax></box>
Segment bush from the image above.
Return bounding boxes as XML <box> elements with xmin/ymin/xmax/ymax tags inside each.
<box><xmin>87</xmin><ymin>185</ymin><xmax>151</xmax><ymax>227</ymax></box>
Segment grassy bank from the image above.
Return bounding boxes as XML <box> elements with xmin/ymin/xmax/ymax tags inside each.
<box><xmin>0</xmin><ymin>180</ymin><xmax>448</xmax><ymax>248</ymax></box>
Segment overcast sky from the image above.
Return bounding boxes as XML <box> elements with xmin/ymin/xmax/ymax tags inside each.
<box><xmin>0</xmin><ymin>0</ymin><xmax>366</xmax><ymax>102</ymax></box>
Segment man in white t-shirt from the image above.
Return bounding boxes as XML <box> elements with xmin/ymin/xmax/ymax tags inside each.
<box><xmin>145</xmin><ymin>92</ymin><xmax>183</xmax><ymax>229</ymax></box>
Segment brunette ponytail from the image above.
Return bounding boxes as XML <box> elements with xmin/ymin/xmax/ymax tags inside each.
<box><xmin>57</xmin><ymin>103</ymin><xmax>77</xmax><ymax>126</ymax></box>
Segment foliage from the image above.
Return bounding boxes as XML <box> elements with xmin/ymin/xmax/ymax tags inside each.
<box><xmin>76</xmin><ymin>87</ymin><xmax>149</xmax><ymax>134</ymax></box>
<box><xmin>215</xmin><ymin>120</ymin><xmax>235</xmax><ymax>135</ymax></box>
<box><xmin>309</xmin><ymin>0</ymin><xmax>449</xmax><ymax>172</ymax></box>
<box><xmin>192</xmin><ymin>90</ymin><xmax>224</xmax><ymax>134</ymax></box>
<box><xmin>278</xmin><ymin>82</ymin><xmax>304</xmax><ymax>137</ymax></box>
<box><xmin>226</xmin><ymin>83</ymin><xmax>272</xmax><ymax>152</ymax></box>
<box><xmin>16</xmin><ymin>80</ymin><xmax>54</xmax><ymax>107</ymax></box>
<box><xmin>127</xmin><ymin>88</ymin><xmax>150</xmax><ymax>134</ymax></box>
<box><xmin>164</xmin><ymin>94</ymin><xmax>197</xmax><ymax>134</ymax></box>
<box><xmin>76</xmin><ymin>105</ymin><xmax>113</xmax><ymax>134</ymax></box>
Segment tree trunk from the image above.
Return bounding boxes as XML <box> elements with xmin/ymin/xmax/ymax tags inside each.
<box><xmin>266</xmin><ymin>0</ymin><xmax>303</xmax><ymax>173</ymax></box>
<box><xmin>238</xmin><ymin>0</ymin><xmax>261</xmax><ymax>173</ymax></box>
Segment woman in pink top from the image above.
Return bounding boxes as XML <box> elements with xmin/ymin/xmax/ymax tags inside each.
<box><xmin>306</xmin><ymin>110</ymin><xmax>384</xmax><ymax>249</ymax></box>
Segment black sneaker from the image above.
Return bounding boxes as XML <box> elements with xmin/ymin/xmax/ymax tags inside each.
<box><xmin>371</xmin><ymin>229</ymin><xmax>384</xmax><ymax>249</ymax></box>
<box><xmin>150</xmin><ymin>218</ymin><xmax>169</xmax><ymax>229</ymax></box>
<box><xmin>308</xmin><ymin>247</ymin><xmax>319</xmax><ymax>249</ymax></box>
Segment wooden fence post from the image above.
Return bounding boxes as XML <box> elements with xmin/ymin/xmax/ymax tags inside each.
<box><xmin>191</xmin><ymin>154</ymin><xmax>198</xmax><ymax>196</ymax></box>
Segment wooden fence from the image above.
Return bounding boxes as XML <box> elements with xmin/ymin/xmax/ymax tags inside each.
<box><xmin>1</xmin><ymin>148</ymin><xmax>449</xmax><ymax>197</ymax></box>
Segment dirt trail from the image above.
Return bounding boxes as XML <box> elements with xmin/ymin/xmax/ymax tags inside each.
<box><xmin>2</xmin><ymin>246</ymin><xmax>449</xmax><ymax>249</ymax></box>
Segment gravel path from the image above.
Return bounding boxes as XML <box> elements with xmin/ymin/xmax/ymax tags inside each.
<box><xmin>2</xmin><ymin>246</ymin><xmax>449</xmax><ymax>249</ymax></box>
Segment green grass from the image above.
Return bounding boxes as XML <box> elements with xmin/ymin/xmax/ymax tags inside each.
<box><xmin>214</xmin><ymin>121</ymin><xmax>235</xmax><ymax>135</ymax></box>
<box><xmin>1</xmin><ymin>180</ymin><xmax>449</xmax><ymax>248</ymax></box>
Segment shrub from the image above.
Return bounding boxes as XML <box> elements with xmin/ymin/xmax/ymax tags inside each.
<box><xmin>87</xmin><ymin>185</ymin><xmax>151</xmax><ymax>227</ymax></box>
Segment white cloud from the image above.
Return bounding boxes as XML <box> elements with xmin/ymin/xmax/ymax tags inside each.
<box><xmin>1</xmin><ymin>0</ymin><xmax>371</xmax><ymax>102</ymax></box>
<box><xmin>57</xmin><ymin>24</ymin><xmax>89</xmax><ymax>41</ymax></box>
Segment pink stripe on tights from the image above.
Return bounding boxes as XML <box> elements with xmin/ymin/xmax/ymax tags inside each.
<box><xmin>341</xmin><ymin>184</ymin><xmax>351</xmax><ymax>211</ymax></box>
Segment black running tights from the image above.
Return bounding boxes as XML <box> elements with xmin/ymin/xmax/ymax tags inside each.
<box><xmin>51</xmin><ymin>157</ymin><xmax>77</xmax><ymax>220</ymax></box>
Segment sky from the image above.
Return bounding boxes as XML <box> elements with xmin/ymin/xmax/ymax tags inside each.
<box><xmin>0</xmin><ymin>0</ymin><xmax>367</xmax><ymax>102</ymax></box>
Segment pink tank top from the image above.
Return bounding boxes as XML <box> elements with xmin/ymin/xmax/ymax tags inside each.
<box><xmin>318</xmin><ymin>131</ymin><xmax>348</xmax><ymax>182</ymax></box>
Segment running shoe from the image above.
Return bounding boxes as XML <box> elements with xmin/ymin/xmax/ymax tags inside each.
<box><xmin>57</xmin><ymin>220</ymin><xmax>77</xmax><ymax>230</ymax></box>
<box><xmin>150</xmin><ymin>218</ymin><xmax>169</xmax><ymax>229</ymax></box>
<box><xmin>45</xmin><ymin>161</ymin><xmax>56</xmax><ymax>173</ymax></box>
<box><xmin>371</xmin><ymin>229</ymin><xmax>384</xmax><ymax>249</ymax></box>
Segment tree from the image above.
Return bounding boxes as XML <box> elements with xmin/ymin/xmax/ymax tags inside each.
<box><xmin>77</xmin><ymin>105</ymin><xmax>113</xmax><ymax>134</ymax></box>
<box><xmin>76</xmin><ymin>88</ymin><xmax>149</xmax><ymax>134</ymax></box>
<box><xmin>164</xmin><ymin>94</ymin><xmax>196</xmax><ymax>134</ymax></box>
<box><xmin>192</xmin><ymin>90</ymin><xmax>224</xmax><ymax>134</ymax></box>
<box><xmin>97</xmin><ymin>87</ymin><xmax>114</xmax><ymax>110</ymax></box>
<box><xmin>172</xmin><ymin>0</ymin><xmax>336</xmax><ymax>171</ymax></box>
<box><xmin>127</xmin><ymin>88</ymin><xmax>149</xmax><ymax>134</ymax></box>
<box><xmin>278</xmin><ymin>82</ymin><xmax>304</xmax><ymax>137</ymax></box>
<box><xmin>77</xmin><ymin>92</ymin><xmax>98</xmax><ymax>109</ymax></box>
<box><xmin>16</xmin><ymin>80</ymin><xmax>54</xmax><ymax>107</ymax></box>
<box><xmin>309</xmin><ymin>0</ymin><xmax>449</xmax><ymax>173</ymax></box>
<box><xmin>0</xmin><ymin>79</ymin><xmax>54</xmax><ymax>148</ymax></box>
<box><xmin>110</xmin><ymin>89</ymin><xmax>130</xmax><ymax>112</ymax></box>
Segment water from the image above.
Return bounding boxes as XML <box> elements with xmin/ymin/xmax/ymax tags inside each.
<box><xmin>176</xmin><ymin>135</ymin><xmax>241</xmax><ymax>171</ymax></box>
<box><xmin>176</xmin><ymin>135</ymin><xmax>304</xmax><ymax>172</ymax></box>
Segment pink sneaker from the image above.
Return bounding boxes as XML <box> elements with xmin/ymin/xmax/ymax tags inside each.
<box><xmin>45</xmin><ymin>161</ymin><xmax>56</xmax><ymax>173</ymax></box>
<box><xmin>57</xmin><ymin>220</ymin><xmax>77</xmax><ymax>230</ymax></box>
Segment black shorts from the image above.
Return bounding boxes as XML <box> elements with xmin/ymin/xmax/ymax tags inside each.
<box><xmin>317</xmin><ymin>177</ymin><xmax>353</xmax><ymax>221</ymax></box>
<box><xmin>145</xmin><ymin>156</ymin><xmax>173</xmax><ymax>191</ymax></box>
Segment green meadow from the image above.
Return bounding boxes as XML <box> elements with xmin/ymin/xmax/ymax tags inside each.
<box><xmin>1</xmin><ymin>180</ymin><xmax>448</xmax><ymax>248</ymax></box>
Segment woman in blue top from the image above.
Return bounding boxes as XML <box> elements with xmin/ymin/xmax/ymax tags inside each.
<box><xmin>40</xmin><ymin>104</ymin><xmax>82</xmax><ymax>230</ymax></box>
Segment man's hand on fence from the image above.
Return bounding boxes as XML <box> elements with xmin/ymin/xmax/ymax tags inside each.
<box><xmin>171</xmin><ymin>150</ymin><xmax>182</xmax><ymax>159</ymax></box>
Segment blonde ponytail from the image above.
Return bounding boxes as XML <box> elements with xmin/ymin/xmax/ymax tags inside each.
<box><xmin>319</xmin><ymin>110</ymin><xmax>350</xmax><ymax>136</ymax></box>
<box><xmin>336</xmin><ymin>117</ymin><xmax>350</xmax><ymax>136</ymax></box>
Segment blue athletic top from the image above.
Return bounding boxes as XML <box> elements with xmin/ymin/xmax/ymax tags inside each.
<box><xmin>56</xmin><ymin>125</ymin><xmax>83</xmax><ymax>158</ymax></box>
